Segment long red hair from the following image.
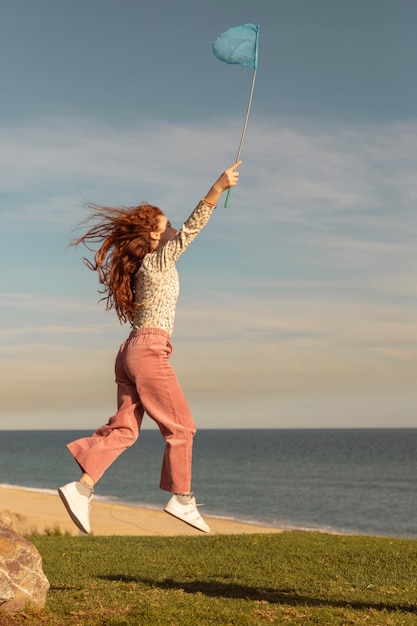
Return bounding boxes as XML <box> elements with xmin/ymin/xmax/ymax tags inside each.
<box><xmin>71</xmin><ymin>202</ymin><xmax>164</xmax><ymax>324</ymax></box>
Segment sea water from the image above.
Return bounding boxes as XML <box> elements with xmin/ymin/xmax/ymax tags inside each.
<box><xmin>0</xmin><ymin>429</ymin><xmax>416</xmax><ymax>538</ymax></box>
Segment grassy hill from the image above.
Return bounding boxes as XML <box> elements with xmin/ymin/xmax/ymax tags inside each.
<box><xmin>3</xmin><ymin>532</ymin><xmax>417</xmax><ymax>625</ymax></box>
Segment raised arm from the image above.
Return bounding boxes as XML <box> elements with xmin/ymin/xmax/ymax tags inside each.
<box><xmin>148</xmin><ymin>161</ymin><xmax>242</xmax><ymax>268</ymax></box>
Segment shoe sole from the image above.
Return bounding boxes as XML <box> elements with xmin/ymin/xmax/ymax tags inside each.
<box><xmin>164</xmin><ymin>505</ymin><xmax>210</xmax><ymax>533</ymax></box>
<box><xmin>58</xmin><ymin>488</ymin><xmax>90</xmax><ymax>534</ymax></box>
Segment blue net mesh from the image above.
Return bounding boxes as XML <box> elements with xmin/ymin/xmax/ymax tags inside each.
<box><xmin>213</xmin><ymin>23</ymin><xmax>259</xmax><ymax>70</ymax></box>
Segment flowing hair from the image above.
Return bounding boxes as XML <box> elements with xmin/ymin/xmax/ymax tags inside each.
<box><xmin>70</xmin><ymin>202</ymin><xmax>164</xmax><ymax>324</ymax></box>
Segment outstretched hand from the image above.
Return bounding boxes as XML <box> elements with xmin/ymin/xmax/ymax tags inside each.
<box><xmin>204</xmin><ymin>161</ymin><xmax>242</xmax><ymax>206</ymax></box>
<box><xmin>215</xmin><ymin>160</ymin><xmax>242</xmax><ymax>192</ymax></box>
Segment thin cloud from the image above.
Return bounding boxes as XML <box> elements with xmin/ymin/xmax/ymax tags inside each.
<box><xmin>174</xmin><ymin>293</ymin><xmax>417</xmax><ymax>351</ymax></box>
<box><xmin>1</xmin><ymin>116</ymin><xmax>416</xmax><ymax>223</ymax></box>
<box><xmin>0</xmin><ymin>292</ymin><xmax>94</xmax><ymax>313</ymax></box>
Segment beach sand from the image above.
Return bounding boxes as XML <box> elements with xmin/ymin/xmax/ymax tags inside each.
<box><xmin>0</xmin><ymin>486</ymin><xmax>283</xmax><ymax>537</ymax></box>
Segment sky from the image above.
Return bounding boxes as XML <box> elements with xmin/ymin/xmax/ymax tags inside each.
<box><xmin>1</xmin><ymin>0</ymin><xmax>416</xmax><ymax>430</ymax></box>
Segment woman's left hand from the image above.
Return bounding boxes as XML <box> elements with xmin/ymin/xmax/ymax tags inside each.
<box><xmin>204</xmin><ymin>161</ymin><xmax>242</xmax><ymax>205</ymax></box>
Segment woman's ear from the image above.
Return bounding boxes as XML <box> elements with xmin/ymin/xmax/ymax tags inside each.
<box><xmin>149</xmin><ymin>231</ymin><xmax>160</xmax><ymax>241</ymax></box>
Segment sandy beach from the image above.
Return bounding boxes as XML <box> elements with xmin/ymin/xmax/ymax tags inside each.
<box><xmin>0</xmin><ymin>486</ymin><xmax>283</xmax><ymax>537</ymax></box>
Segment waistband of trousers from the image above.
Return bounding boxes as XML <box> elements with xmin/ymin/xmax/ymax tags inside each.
<box><xmin>129</xmin><ymin>327</ymin><xmax>171</xmax><ymax>340</ymax></box>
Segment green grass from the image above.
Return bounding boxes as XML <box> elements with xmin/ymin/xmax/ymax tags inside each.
<box><xmin>3</xmin><ymin>532</ymin><xmax>417</xmax><ymax>625</ymax></box>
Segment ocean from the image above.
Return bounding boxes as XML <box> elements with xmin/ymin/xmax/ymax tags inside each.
<box><xmin>0</xmin><ymin>429</ymin><xmax>416</xmax><ymax>539</ymax></box>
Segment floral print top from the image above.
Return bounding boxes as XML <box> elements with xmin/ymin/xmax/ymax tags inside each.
<box><xmin>132</xmin><ymin>199</ymin><xmax>216</xmax><ymax>336</ymax></box>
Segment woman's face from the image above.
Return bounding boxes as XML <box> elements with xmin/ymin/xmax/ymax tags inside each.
<box><xmin>152</xmin><ymin>215</ymin><xmax>178</xmax><ymax>249</ymax></box>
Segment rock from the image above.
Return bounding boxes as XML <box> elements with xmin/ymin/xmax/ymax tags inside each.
<box><xmin>0</xmin><ymin>521</ymin><xmax>50</xmax><ymax>614</ymax></box>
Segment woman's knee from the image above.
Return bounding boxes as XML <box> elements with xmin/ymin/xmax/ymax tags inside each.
<box><xmin>95</xmin><ymin>422</ymin><xmax>140</xmax><ymax>446</ymax></box>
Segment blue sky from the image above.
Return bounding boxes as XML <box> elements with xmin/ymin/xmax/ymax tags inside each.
<box><xmin>1</xmin><ymin>0</ymin><xmax>416</xmax><ymax>429</ymax></box>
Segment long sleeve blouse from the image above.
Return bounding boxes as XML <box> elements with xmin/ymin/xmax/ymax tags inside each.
<box><xmin>132</xmin><ymin>199</ymin><xmax>216</xmax><ymax>336</ymax></box>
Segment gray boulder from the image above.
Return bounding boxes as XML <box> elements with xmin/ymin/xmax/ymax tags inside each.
<box><xmin>0</xmin><ymin>520</ymin><xmax>49</xmax><ymax>614</ymax></box>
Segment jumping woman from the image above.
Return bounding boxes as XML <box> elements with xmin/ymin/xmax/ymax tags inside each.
<box><xmin>58</xmin><ymin>161</ymin><xmax>241</xmax><ymax>534</ymax></box>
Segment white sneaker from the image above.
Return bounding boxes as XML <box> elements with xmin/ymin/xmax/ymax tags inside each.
<box><xmin>164</xmin><ymin>494</ymin><xmax>211</xmax><ymax>533</ymax></box>
<box><xmin>58</xmin><ymin>481</ymin><xmax>93</xmax><ymax>534</ymax></box>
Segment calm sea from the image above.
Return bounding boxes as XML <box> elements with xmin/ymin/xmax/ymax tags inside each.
<box><xmin>0</xmin><ymin>429</ymin><xmax>416</xmax><ymax>539</ymax></box>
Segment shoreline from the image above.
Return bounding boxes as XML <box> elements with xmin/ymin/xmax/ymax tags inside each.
<box><xmin>0</xmin><ymin>486</ymin><xmax>284</xmax><ymax>536</ymax></box>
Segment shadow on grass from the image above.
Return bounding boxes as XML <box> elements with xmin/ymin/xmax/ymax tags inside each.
<box><xmin>98</xmin><ymin>575</ymin><xmax>417</xmax><ymax>615</ymax></box>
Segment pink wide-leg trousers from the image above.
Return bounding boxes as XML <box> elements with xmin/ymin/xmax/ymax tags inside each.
<box><xmin>67</xmin><ymin>328</ymin><xmax>196</xmax><ymax>493</ymax></box>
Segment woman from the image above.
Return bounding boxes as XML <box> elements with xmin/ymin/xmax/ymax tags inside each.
<box><xmin>58</xmin><ymin>161</ymin><xmax>241</xmax><ymax>534</ymax></box>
